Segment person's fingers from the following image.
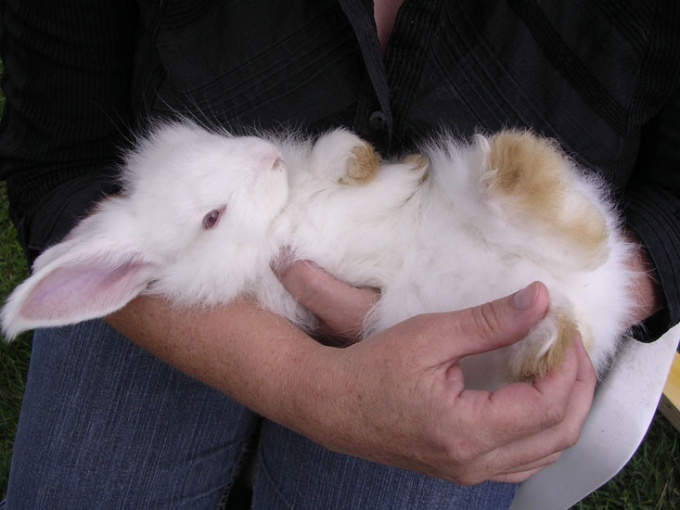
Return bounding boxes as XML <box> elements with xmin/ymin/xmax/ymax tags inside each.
<box><xmin>481</xmin><ymin>437</ymin><xmax>566</xmax><ymax>483</ymax></box>
<box><xmin>408</xmin><ymin>282</ymin><xmax>550</xmax><ymax>367</ymax></box>
<box><xmin>273</xmin><ymin>257</ymin><xmax>379</xmax><ymax>340</ymax></box>
<box><xmin>455</xmin><ymin>281</ymin><xmax>551</xmax><ymax>354</ymax></box>
<box><xmin>490</xmin><ymin>463</ymin><xmax>553</xmax><ymax>484</ymax></box>
<box><xmin>463</xmin><ymin>334</ymin><xmax>590</xmax><ymax>446</ymax></box>
<box><xmin>274</xmin><ymin>263</ymin><xmax>595</xmax><ymax>484</ymax></box>
<box><xmin>507</xmin><ymin>334</ymin><xmax>596</xmax><ymax>452</ymax></box>
<box><xmin>452</xmin><ymin>335</ymin><xmax>595</xmax><ymax>483</ymax></box>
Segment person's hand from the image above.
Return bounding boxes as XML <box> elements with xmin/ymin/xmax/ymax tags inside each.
<box><xmin>624</xmin><ymin>231</ymin><xmax>664</xmax><ymax>326</ymax></box>
<box><xmin>273</xmin><ymin>257</ymin><xmax>379</xmax><ymax>345</ymax></box>
<box><xmin>110</xmin><ymin>272</ymin><xmax>596</xmax><ymax>486</ymax></box>
<box><xmin>295</xmin><ymin>282</ymin><xmax>597</xmax><ymax>485</ymax></box>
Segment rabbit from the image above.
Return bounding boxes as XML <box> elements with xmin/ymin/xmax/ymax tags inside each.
<box><xmin>275</xmin><ymin>129</ymin><xmax>638</xmax><ymax>389</ymax></box>
<box><xmin>0</xmin><ymin>122</ymin><xmax>294</xmax><ymax>336</ymax></box>
<box><xmin>1</xmin><ymin>121</ymin><xmax>639</xmax><ymax>390</ymax></box>
<box><xmin>0</xmin><ymin>122</ymin><xmax>384</xmax><ymax>339</ymax></box>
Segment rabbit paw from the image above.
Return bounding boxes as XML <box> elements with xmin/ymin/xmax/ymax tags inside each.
<box><xmin>341</xmin><ymin>143</ymin><xmax>381</xmax><ymax>185</ymax></box>
<box><xmin>483</xmin><ymin>130</ymin><xmax>610</xmax><ymax>270</ymax></box>
<box><xmin>510</xmin><ymin>310</ymin><xmax>587</xmax><ymax>381</ymax></box>
<box><xmin>311</xmin><ymin>129</ymin><xmax>381</xmax><ymax>185</ymax></box>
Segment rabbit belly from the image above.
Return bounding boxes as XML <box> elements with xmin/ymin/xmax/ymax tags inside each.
<box><xmin>272</xmin><ymin>128</ymin><xmax>636</xmax><ymax>389</ymax></box>
<box><xmin>367</xmin><ymin>211</ymin><xmax>633</xmax><ymax>389</ymax></box>
<box><xmin>360</xmin><ymin>131</ymin><xmax>636</xmax><ymax>389</ymax></box>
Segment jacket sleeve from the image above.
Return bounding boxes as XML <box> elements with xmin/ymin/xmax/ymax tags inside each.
<box><xmin>625</xmin><ymin>86</ymin><xmax>680</xmax><ymax>335</ymax></box>
<box><xmin>0</xmin><ymin>0</ymin><xmax>138</xmax><ymax>265</ymax></box>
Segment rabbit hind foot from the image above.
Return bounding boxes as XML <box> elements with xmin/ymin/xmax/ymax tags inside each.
<box><xmin>486</xmin><ymin>130</ymin><xmax>610</xmax><ymax>270</ymax></box>
<box><xmin>341</xmin><ymin>142</ymin><xmax>382</xmax><ymax>184</ymax></box>
<box><xmin>310</xmin><ymin>129</ymin><xmax>381</xmax><ymax>185</ymax></box>
<box><xmin>511</xmin><ymin>311</ymin><xmax>587</xmax><ymax>382</ymax></box>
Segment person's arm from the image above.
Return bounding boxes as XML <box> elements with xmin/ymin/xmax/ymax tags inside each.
<box><xmin>0</xmin><ymin>0</ymin><xmax>596</xmax><ymax>484</ymax></box>
<box><xmin>107</xmin><ymin>282</ymin><xmax>596</xmax><ymax>485</ymax></box>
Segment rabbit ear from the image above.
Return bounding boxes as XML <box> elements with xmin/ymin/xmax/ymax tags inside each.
<box><xmin>1</xmin><ymin>251</ymin><xmax>157</xmax><ymax>340</ymax></box>
<box><xmin>1</xmin><ymin>236</ymin><xmax>159</xmax><ymax>341</ymax></box>
<box><xmin>0</xmin><ymin>205</ymin><xmax>159</xmax><ymax>339</ymax></box>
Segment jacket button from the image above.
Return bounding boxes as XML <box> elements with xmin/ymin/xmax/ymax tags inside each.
<box><xmin>368</xmin><ymin>110</ymin><xmax>387</xmax><ymax>132</ymax></box>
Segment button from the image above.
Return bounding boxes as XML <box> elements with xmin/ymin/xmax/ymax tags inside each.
<box><xmin>368</xmin><ymin>110</ymin><xmax>387</xmax><ymax>132</ymax></box>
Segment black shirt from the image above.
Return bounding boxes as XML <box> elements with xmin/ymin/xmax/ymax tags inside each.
<box><xmin>1</xmin><ymin>0</ymin><xmax>679</xmax><ymax>330</ymax></box>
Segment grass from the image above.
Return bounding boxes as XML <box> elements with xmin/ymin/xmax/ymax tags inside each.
<box><xmin>0</xmin><ymin>182</ymin><xmax>31</xmax><ymax>499</ymax></box>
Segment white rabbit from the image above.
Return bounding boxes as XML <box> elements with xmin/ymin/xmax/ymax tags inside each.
<box><xmin>0</xmin><ymin>122</ymin><xmax>294</xmax><ymax>335</ymax></box>
<box><xmin>274</xmin><ymin>129</ymin><xmax>638</xmax><ymax>388</ymax></box>
<box><xmin>1</xmin><ymin>121</ymin><xmax>638</xmax><ymax>389</ymax></box>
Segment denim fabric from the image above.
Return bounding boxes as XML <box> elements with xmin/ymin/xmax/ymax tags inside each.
<box><xmin>254</xmin><ymin>422</ymin><xmax>516</xmax><ymax>509</ymax></box>
<box><xmin>2</xmin><ymin>320</ymin><xmax>516</xmax><ymax>509</ymax></box>
<box><xmin>3</xmin><ymin>321</ymin><xmax>260</xmax><ymax>509</ymax></box>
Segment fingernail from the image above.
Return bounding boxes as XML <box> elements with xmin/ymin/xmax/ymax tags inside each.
<box><xmin>513</xmin><ymin>283</ymin><xmax>538</xmax><ymax>310</ymax></box>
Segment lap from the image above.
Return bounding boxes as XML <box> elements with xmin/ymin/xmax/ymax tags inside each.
<box><xmin>254</xmin><ymin>416</ymin><xmax>516</xmax><ymax>509</ymax></box>
<box><xmin>4</xmin><ymin>320</ymin><xmax>516</xmax><ymax>509</ymax></box>
<box><xmin>4</xmin><ymin>320</ymin><xmax>259</xmax><ymax>509</ymax></box>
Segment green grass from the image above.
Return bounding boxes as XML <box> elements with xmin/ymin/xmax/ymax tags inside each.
<box><xmin>0</xmin><ymin>182</ymin><xmax>31</xmax><ymax>498</ymax></box>
<box><xmin>0</xmin><ymin>183</ymin><xmax>678</xmax><ymax>505</ymax></box>
<box><xmin>577</xmin><ymin>412</ymin><xmax>680</xmax><ymax>509</ymax></box>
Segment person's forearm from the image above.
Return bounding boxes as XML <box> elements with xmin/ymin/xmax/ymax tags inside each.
<box><xmin>105</xmin><ymin>285</ymin><xmax>597</xmax><ymax>486</ymax></box>
<box><xmin>105</xmin><ymin>295</ymin><xmax>329</xmax><ymax>435</ymax></box>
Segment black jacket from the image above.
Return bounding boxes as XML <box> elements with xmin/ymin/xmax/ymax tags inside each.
<box><xmin>1</xmin><ymin>0</ymin><xmax>679</xmax><ymax>331</ymax></box>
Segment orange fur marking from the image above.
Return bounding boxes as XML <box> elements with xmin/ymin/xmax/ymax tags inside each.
<box><xmin>488</xmin><ymin>130</ymin><xmax>609</xmax><ymax>269</ymax></box>
<box><xmin>341</xmin><ymin>143</ymin><xmax>381</xmax><ymax>184</ymax></box>
<box><xmin>515</xmin><ymin>313</ymin><xmax>581</xmax><ymax>381</ymax></box>
<box><xmin>401</xmin><ymin>153</ymin><xmax>430</xmax><ymax>182</ymax></box>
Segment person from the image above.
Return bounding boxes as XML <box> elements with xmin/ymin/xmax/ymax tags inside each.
<box><xmin>0</xmin><ymin>0</ymin><xmax>677</xmax><ymax>508</ymax></box>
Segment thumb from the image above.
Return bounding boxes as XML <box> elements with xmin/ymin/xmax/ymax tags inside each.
<box><xmin>444</xmin><ymin>281</ymin><xmax>550</xmax><ymax>358</ymax></box>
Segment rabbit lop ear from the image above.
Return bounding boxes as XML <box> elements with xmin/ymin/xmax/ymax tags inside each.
<box><xmin>1</xmin><ymin>231</ymin><xmax>159</xmax><ymax>341</ymax></box>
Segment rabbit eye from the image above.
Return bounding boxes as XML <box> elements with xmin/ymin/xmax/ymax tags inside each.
<box><xmin>202</xmin><ymin>206</ymin><xmax>225</xmax><ymax>230</ymax></box>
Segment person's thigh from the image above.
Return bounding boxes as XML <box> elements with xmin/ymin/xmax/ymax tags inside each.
<box><xmin>4</xmin><ymin>320</ymin><xmax>259</xmax><ymax>510</ymax></box>
<box><xmin>253</xmin><ymin>421</ymin><xmax>516</xmax><ymax>510</ymax></box>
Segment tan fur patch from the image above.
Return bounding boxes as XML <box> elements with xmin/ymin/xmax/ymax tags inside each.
<box><xmin>488</xmin><ymin>130</ymin><xmax>609</xmax><ymax>269</ymax></box>
<box><xmin>515</xmin><ymin>313</ymin><xmax>580</xmax><ymax>381</ymax></box>
<box><xmin>340</xmin><ymin>143</ymin><xmax>381</xmax><ymax>184</ymax></box>
<box><xmin>560</xmin><ymin>195</ymin><xmax>610</xmax><ymax>269</ymax></box>
<box><xmin>401</xmin><ymin>153</ymin><xmax>430</xmax><ymax>182</ymax></box>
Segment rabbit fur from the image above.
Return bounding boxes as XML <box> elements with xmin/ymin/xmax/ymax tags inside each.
<box><xmin>1</xmin><ymin>121</ymin><xmax>638</xmax><ymax>389</ymax></box>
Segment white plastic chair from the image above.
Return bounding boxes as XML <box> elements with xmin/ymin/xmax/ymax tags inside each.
<box><xmin>511</xmin><ymin>322</ymin><xmax>680</xmax><ymax>510</ymax></box>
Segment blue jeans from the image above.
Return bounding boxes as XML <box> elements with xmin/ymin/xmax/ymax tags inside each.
<box><xmin>2</xmin><ymin>320</ymin><xmax>516</xmax><ymax>509</ymax></box>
